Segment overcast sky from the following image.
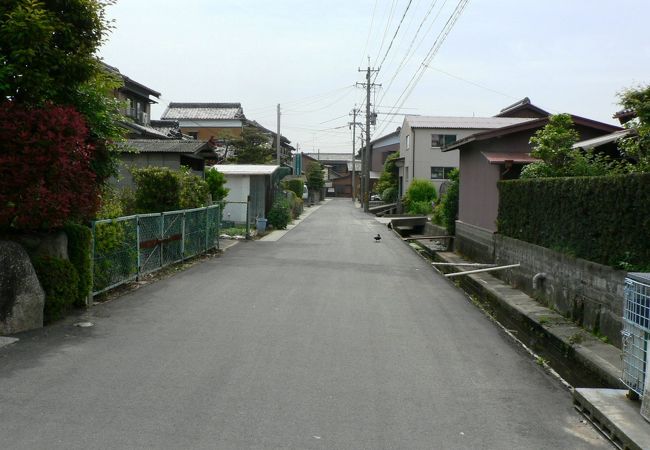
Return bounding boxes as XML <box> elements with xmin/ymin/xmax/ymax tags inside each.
<box><xmin>99</xmin><ymin>0</ymin><xmax>650</xmax><ymax>154</ymax></box>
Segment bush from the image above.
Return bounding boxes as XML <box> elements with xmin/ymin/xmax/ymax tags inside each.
<box><xmin>131</xmin><ymin>166</ymin><xmax>210</xmax><ymax>213</ymax></box>
<box><xmin>440</xmin><ymin>169</ymin><xmax>459</xmax><ymax>234</ymax></box>
<box><xmin>497</xmin><ymin>173</ymin><xmax>650</xmax><ymax>268</ymax></box>
<box><xmin>179</xmin><ymin>167</ymin><xmax>210</xmax><ymax>209</ymax></box>
<box><xmin>283</xmin><ymin>179</ymin><xmax>304</xmax><ymax>199</ymax></box>
<box><xmin>405</xmin><ymin>179</ymin><xmax>437</xmax><ymax>214</ymax></box>
<box><xmin>382</xmin><ymin>187</ymin><xmax>398</xmax><ymax>203</ymax></box>
<box><xmin>32</xmin><ymin>256</ymin><xmax>79</xmax><ymax>323</ymax></box>
<box><xmin>132</xmin><ymin>167</ymin><xmax>181</xmax><ymax>213</ymax></box>
<box><xmin>268</xmin><ymin>198</ymin><xmax>292</xmax><ymax>230</ymax></box>
<box><xmin>64</xmin><ymin>223</ymin><xmax>92</xmax><ymax>307</ymax></box>
<box><xmin>205</xmin><ymin>168</ymin><xmax>229</xmax><ymax>202</ymax></box>
<box><xmin>0</xmin><ymin>102</ymin><xmax>100</xmax><ymax>230</ymax></box>
<box><xmin>409</xmin><ymin>201</ymin><xmax>433</xmax><ymax>215</ymax></box>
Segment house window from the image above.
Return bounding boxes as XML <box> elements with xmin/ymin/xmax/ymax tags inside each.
<box><xmin>405</xmin><ymin>134</ymin><xmax>410</xmax><ymax>150</ymax></box>
<box><xmin>431</xmin><ymin>134</ymin><xmax>456</xmax><ymax>148</ymax></box>
<box><xmin>431</xmin><ymin>166</ymin><xmax>455</xmax><ymax>180</ymax></box>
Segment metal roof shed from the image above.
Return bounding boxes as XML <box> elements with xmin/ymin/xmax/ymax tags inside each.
<box><xmin>211</xmin><ymin>165</ymin><xmax>281</xmax><ymax>225</ymax></box>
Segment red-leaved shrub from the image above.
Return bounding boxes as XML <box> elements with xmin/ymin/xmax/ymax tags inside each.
<box><xmin>0</xmin><ymin>102</ymin><xmax>100</xmax><ymax>229</ymax></box>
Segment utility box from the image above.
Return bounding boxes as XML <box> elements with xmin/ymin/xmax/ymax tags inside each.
<box><xmin>621</xmin><ymin>273</ymin><xmax>650</xmax><ymax>400</ymax></box>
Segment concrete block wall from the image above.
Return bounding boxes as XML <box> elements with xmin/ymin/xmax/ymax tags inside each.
<box><xmin>494</xmin><ymin>235</ymin><xmax>626</xmax><ymax>348</ymax></box>
<box><xmin>453</xmin><ymin>222</ymin><xmax>626</xmax><ymax>348</ymax></box>
<box><xmin>455</xmin><ymin>221</ymin><xmax>495</xmax><ymax>264</ymax></box>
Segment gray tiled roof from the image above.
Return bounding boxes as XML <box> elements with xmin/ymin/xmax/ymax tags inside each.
<box><xmin>120</xmin><ymin>121</ymin><xmax>171</xmax><ymax>139</ymax></box>
<box><xmin>161</xmin><ymin>103</ymin><xmax>245</xmax><ymax>120</ymax></box>
<box><xmin>120</xmin><ymin>139</ymin><xmax>213</xmax><ymax>154</ymax></box>
<box><xmin>405</xmin><ymin>115</ymin><xmax>534</xmax><ymax>129</ymax></box>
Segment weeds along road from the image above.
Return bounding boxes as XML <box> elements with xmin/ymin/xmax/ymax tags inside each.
<box><xmin>0</xmin><ymin>198</ymin><xmax>610</xmax><ymax>449</ymax></box>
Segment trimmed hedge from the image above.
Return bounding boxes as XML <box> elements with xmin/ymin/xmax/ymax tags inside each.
<box><xmin>32</xmin><ymin>256</ymin><xmax>79</xmax><ymax>323</ymax></box>
<box><xmin>283</xmin><ymin>179</ymin><xmax>304</xmax><ymax>199</ymax></box>
<box><xmin>64</xmin><ymin>223</ymin><xmax>92</xmax><ymax>307</ymax></box>
<box><xmin>497</xmin><ymin>173</ymin><xmax>650</xmax><ymax>268</ymax></box>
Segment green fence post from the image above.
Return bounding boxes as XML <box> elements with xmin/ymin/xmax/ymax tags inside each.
<box><xmin>216</xmin><ymin>204</ymin><xmax>221</xmax><ymax>250</ymax></box>
<box><xmin>89</xmin><ymin>220</ymin><xmax>96</xmax><ymax>304</ymax></box>
<box><xmin>159</xmin><ymin>213</ymin><xmax>163</xmax><ymax>269</ymax></box>
<box><xmin>205</xmin><ymin>206</ymin><xmax>209</xmax><ymax>252</ymax></box>
<box><xmin>246</xmin><ymin>196</ymin><xmax>251</xmax><ymax>240</ymax></box>
<box><xmin>136</xmin><ymin>216</ymin><xmax>141</xmax><ymax>281</ymax></box>
<box><xmin>181</xmin><ymin>211</ymin><xmax>186</xmax><ymax>261</ymax></box>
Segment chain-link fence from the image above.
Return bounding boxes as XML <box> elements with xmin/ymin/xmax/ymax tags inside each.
<box><xmin>91</xmin><ymin>205</ymin><xmax>222</xmax><ymax>296</ymax></box>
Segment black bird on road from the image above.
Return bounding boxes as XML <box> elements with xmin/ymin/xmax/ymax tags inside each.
<box><xmin>374</xmin><ymin>233</ymin><xmax>381</xmax><ymax>243</ymax></box>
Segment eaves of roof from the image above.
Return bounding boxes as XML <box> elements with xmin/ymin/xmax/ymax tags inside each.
<box><xmin>442</xmin><ymin>115</ymin><xmax>621</xmax><ymax>152</ymax></box>
<box><xmin>120</xmin><ymin>139</ymin><xmax>213</xmax><ymax>154</ymax></box>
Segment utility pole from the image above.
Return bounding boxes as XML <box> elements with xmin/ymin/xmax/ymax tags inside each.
<box><xmin>276</xmin><ymin>104</ymin><xmax>281</xmax><ymax>166</ymax></box>
<box><xmin>349</xmin><ymin>107</ymin><xmax>362</xmax><ymax>203</ymax></box>
<box><xmin>357</xmin><ymin>66</ymin><xmax>380</xmax><ymax>212</ymax></box>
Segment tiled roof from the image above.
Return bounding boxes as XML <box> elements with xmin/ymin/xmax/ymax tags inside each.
<box><xmin>405</xmin><ymin>115</ymin><xmax>534</xmax><ymax>129</ymax></box>
<box><xmin>149</xmin><ymin>120</ymin><xmax>185</xmax><ymax>139</ymax></box>
<box><xmin>120</xmin><ymin>139</ymin><xmax>213</xmax><ymax>154</ymax></box>
<box><xmin>161</xmin><ymin>103</ymin><xmax>245</xmax><ymax>120</ymax></box>
<box><xmin>120</xmin><ymin>121</ymin><xmax>171</xmax><ymax>139</ymax></box>
<box><xmin>211</xmin><ymin>164</ymin><xmax>279</xmax><ymax>175</ymax></box>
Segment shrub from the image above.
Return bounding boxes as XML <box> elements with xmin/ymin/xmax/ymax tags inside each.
<box><xmin>382</xmin><ymin>187</ymin><xmax>398</xmax><ymax>203</ymax></box>
<box><xmin>205</xmin><ymin>167</ymin><xmax>230</xmax><ymax>202</ymax></box>
<box><xmin>283</xmin><ymin>179</ymin><xmax>304</xmax><ymax>199</ymax></box>
<box><xmin>131</xmin><ymin>166</ymin><xmax>210</xmax><ymax>213</ymax></box>
<box><xmin>268</xmin><ymin>198</ymin><xmax>292</xmax><ymax>230</ymax></box>
<box><xmin>64</xmin><ymin>223</ymin><xmax>92</xmax><ymax>308</ymax></box>
<box><xmin>179</xmin><ymin>167</ymin><xmax>210</xmax><ymax>209</ymax></box>
<box><xmin>0</xmin><ymin>102</ymin><xmax>100</xmax><ymax>230</ymax></box>
<box><xmin>498</xmin><ymin>173</ymin><xmax>650</xmax><ymax>268</ymax></box>
<box><xmin>132</xmin><ymin>167</ymin><xmax>181</xmax><ymax>213</ymax></box>
<box><xmin>306</xmin><ymin>163</ymin><xmax>325</xmax><ymax>191</ymax></box>
<box><xmin>408</xmin><ymin>201</ymin><xmax>433</xmax><ymax>215</ymax></box>
<box><xmin>405</xmin><ymin>179</ymin><xmax>437</xmax><ymax>214</ymax></box>
<box><xmin>440</xmin><ymin>169</ymin><xmax>459</xmax><ymax>234</ymax></box>
<box><xmin>32</xmin><ymin>256</ymin><xmax>79</xmax><ymax>323</ymax></box>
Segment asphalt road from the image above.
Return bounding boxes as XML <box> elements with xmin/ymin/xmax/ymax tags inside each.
<box><xmin>0</xmin><ymin>199</ymin><xmax>610</xmax><ymax>449</ymax></box>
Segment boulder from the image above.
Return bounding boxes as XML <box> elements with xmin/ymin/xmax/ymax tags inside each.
<box><xmin>13</xmin><ymin>231</ymin><xmax>68</xmax><ymax>260</ymax></box>
<box><xmin>0</xmin><ymin>241</ymin><xmax>44</xmax><ymax>335</ymax></box>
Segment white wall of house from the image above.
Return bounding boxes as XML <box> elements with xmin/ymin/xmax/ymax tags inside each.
<box><xmin>398</xmin><ymin>121</ymin><xmax>486</xmax><ymax>196</ymax></box>
<box><xmin>222</xmin><ymin>175</ymin><xmax>250</xmax><ymax>224</ymax></box>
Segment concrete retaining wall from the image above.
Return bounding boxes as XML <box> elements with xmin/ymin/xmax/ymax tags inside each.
<box><xmin>494</xmin><ymin>235</ymin><xmax>625</xmax><ymax>348</ymax></box>
<box><xmin>454</xmin><ymin>221</ymin><xmax>625</xmax><ymax>348</ymax></box>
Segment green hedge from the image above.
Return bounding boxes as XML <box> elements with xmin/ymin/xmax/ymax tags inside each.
<box><xmin>32</xmin><ymin>256</ymin><xmax>79</xmax><ymax>323</ymax></box>
<box><xmin>283</xmin><ymin>179</ymin><xmax>304</xmax><ymax>199</ymax></box>
<box><xmin>497</xmin><ymin>173</ymin><xmax>650</xmax><ymax>268</ymax></box>
<box><xmin>64</xmin><ymin>223</ymin><xmax>92</xmax><ymax>307</ymax></box>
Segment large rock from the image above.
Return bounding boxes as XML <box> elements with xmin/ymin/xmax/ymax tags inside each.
<box><xmin>13</xmin><ymin>231</ymin><xmax>68</xmax><ymax>260</ymax></box>
<box><xmin>0</xmin><ymin>241</ymin><xmax>44</xmax><ymax>335</ymax></box>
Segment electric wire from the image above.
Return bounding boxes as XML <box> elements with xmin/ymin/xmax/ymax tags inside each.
<box><xmin>376</xmin><ymin>0</ymin><xmax>471</xmax><ymax>135</ymax></box>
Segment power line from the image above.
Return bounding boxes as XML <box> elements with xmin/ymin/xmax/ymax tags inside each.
<box><xmin>376</xmin><ymin>0</ymin><xmax>414</xmax><ymax>71</ymax></box>
<box><xmin>359</xmin><ymin>0</ymin><xmax>380</xmax><ymax>67</ymax></box>
<box><xmin>376</xmin><ymin>0</ymin><xmax>471</xmax><ymax>135</ymax></box>
<box><xmin>376</xmin><ymin>0</ymin><xmax>447</xmax><ymax>106</ymax></box>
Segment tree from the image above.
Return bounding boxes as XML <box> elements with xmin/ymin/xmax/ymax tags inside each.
<box><xmin>0</xmin><ymin>0</ymin><xmax>113</xmax><ymax>106</ymax></box>
<box><xmin>618</xmin><ymin>84</ymin><xmax>650</xmax><ymax>171</ymax></box>
<box><xmin>230</xmin><ymin>127</ymin><xmax>273</xmax><ymax>164</ymax></box>
<box><xmin>374</xmin><ymin>152</ymin><xmax>399</xmax><ymax>200</ymax></box>
<box><xmin>205</xmin><ymin>167</ymin><xmax>230</xmax><ymax>201</ymax></box>
<box><xmin>0</xmin><ymin>103</ymin><xmax>101</xmax><ymax>229</ymax></box>
<box><xmin>306</xmin><ymin>162</ymin><xmax>325</xmax><ymax>192</ymax></box>
<box><xmin>521</xmin><ymin>114</ymin><xmax>624</xmax><ymax>178</ymax></box>
<box><xmin>0</xmin><ymin>0</ymin><xmax>125</xmax><ymax>226</ymax></box>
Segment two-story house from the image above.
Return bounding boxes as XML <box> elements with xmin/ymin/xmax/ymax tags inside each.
<box><xmin>397</xmin><ymin>115</ymin><xmax>534</xmax><ymax>197</ymax></box>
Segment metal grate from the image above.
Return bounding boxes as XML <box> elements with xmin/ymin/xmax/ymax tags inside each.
<box><xmin>621</xmin><ymin>275</ymin><xmax>650</xmax><ymax>396</ymax></box>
